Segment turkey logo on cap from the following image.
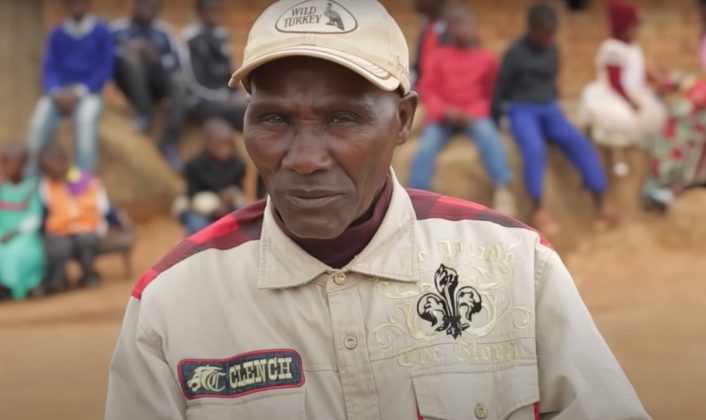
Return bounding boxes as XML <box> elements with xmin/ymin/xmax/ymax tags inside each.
<box><xmin>276</xmin><ymin>0</ymin><xmax>358</xmax><ymax>34</ymax></box>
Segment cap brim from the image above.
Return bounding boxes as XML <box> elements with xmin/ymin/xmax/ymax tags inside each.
<box><xmin>228</xmin><ymin>45</ymin><xmax>402</xmax><ymax>93</ymax></box>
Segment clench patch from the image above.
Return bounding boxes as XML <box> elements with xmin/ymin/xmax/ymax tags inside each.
<box><xmin>276</xmin><ymin>0</ymin><xmax>357</xmax><ymax>34</ymax></box>
<box><xmin>178</xmin><ymin>349</ymin><xmax>304</xmax><ymax>399</ymax></box>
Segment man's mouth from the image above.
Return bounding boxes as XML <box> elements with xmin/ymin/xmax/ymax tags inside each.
<box><xmin>283</xmin><ymin>190</ymin><xmax>344</xmax><ymax>208</ymax></box>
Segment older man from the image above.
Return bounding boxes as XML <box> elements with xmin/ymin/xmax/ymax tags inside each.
<box><xmin>105</xmin><ymin>1</ymin><xmax>650</xmax><ymax>419</ymax></box>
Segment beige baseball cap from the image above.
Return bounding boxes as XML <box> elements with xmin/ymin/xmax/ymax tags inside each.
<box><xmin>228</xmin><ymin>0</ymin><xmax>410</xmax><ymax>94</ymax></box>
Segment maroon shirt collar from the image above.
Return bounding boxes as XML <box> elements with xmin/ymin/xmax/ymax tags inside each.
<box><xmin>272</xmin><ymin>176</ymin><xmax>393</xmax><ymax>269</ymax></box>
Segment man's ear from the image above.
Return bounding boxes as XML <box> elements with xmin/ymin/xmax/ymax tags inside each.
<box><xmin>396</xmin><ymin>91</ymin><xmax>419</xmax><ymax>146</ymax></box>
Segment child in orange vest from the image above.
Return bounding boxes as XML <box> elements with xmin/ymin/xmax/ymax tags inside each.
<box><xmin>39</xmin><ymin>144</ymin><xmax>109</xmax><ymax>292</ymax></box>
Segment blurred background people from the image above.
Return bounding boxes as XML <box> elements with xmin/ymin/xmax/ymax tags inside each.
<box><xmin>181</xmin><ymin>0</ymin><xmax>247</xmax><ymax>132</ymax></box>
<box><xmin>411</xmin><ymin>0</ymin><xmax>448</xmax><ymax>87</ymax></box>
<box><xmin>410</xmin><ymin>4</ymin><xmax>516</xmax><ymax>216</ymax></box>
<box><xmin>492</xmin><ymin>3</ymin><xmax>612</xmax><ymax>232</ymax></box>
<box><xmin>174</xmin><ymin>118</ymin><xmax>256</xmax><ymax>234</ymax></box>
<box><xmin>39</xmin><ymin>144</ymin><xmax>109</xmax><ymax>293</ymax></box>
<box><xmin>112</xmin><ymin>0</ymin><xmax>186</xmax><ymax>171</ymax></box>
<box><xmin>28</xmin><ymin>0</ymin><xmax>114</xmax><ymax>174</ymax></box>
<box><xmin>580</xmin><ymin>0</ymin><xmax>667</xmax><ymax>177</ymax></box>
<box><xmin>643</xmin><ymin>78</ymin><xmax>706</xmax><ymax>210</ymax></box>
<box><xmin>0</xmin><ymin>143</ymin><xmax>45</xmax><ymax>300</ymax></box>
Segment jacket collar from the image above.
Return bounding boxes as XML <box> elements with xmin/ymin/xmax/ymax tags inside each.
<box><xmin>258</xmin><ymin>170</ymin><xmax>419</xmax><ymax>289</ymax></box>
<box><xmin>63</xmin><ymin>15</ymin><xmax>97</xmax><ymax>39</ymax></box>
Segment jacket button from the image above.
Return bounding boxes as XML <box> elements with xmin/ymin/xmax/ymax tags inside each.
<box><xmin>474</xmin><ymin>404</ymin><xmax>488</xmax><ymax>419</ymax></box>
<box><xmin>343</xmin><ymin>335</ymin><xmax>358</xmax><ymax>350</ymax></box>
<box><xmin>333</xmin><ymin>272</ymin><xmax>347</xmax><ymax>285</ymax></box>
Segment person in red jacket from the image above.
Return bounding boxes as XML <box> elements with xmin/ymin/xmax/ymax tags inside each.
<box><xmin>409</xmin><ymin>5</ymin><xmax>515</xmax><ymax>215</ymax></box>
<box><xmin>411</xmin><ymin>0</ymin><xmax>448</xmax><ymax>87</ymax></box>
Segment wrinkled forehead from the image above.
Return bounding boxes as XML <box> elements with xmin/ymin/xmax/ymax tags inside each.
<box><xmin>249</xmin><ymin>56</ymin><xmax>380</xmax><ymax>98</ymax></box>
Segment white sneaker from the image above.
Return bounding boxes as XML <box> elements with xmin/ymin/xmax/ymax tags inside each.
<box><xmin>613</xmin><ymin>162</ymin><xmax>630</xmax><ymax>177</ymax></box>
<box><xmin>493</xmin><ymin>186</ymin><xmax>517</xmax><ymax>217</ymax></box>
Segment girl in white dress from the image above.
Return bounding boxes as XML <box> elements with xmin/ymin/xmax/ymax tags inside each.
<box><xmin>580</xmin><ymin>0</ymin><xmax>666</xmax><ymax>177</ymax></box>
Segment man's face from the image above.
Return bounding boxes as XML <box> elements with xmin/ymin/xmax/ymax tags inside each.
<box><xmin>245</xmin><ymin>57</ymin><xmax>417</xmax><ymax>240</ymax></box>
<box><xmin>198</xmin><ymin>0</ymin><xmax>223</xmax><ymax>27</ymax></box>
<box><xmin>528</xmin><ymin>26</ymin><xmax>557</xmax><ymax>51</ymax></box>
<box><xmin>0</xmin><ymin>152</ymin><xmax>26</xmax><ymax>182</ymax></box>
<box><xmin>40</xmin><ymin>155</ymin><xmax>69</xmax><ymax>181</ymax></box>
<box><xmin>413</xmin><ymin>0</ymin><xmax>443</xmax><ymax>17</ymax></box>
<box><xmin>205</xmin><ymin>130</ymin><xmax>235</xmax><ymax>163</ymax></box>
<box><xmin>134</xmin><ymin>0</ymin><xmax>160</xmax><ymax>23</ymax></box>
<box><xmin>65</xmin><ymin>0</ymin><xmax>90</xmax><ymax>20</ymax></box>
<box><xmin>447</xmin><ymin>13</ymin><xmax>476</xmax><ymax>46</ymax></box>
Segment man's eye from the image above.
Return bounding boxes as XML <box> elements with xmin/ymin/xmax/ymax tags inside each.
<box><xmin>330</xmin><ymin>112</ymin><xmax>360</xmax><ymax>124</ymax></box>
<box><xmin>259</xmin><ymin>114</ymin><xmax>287</xmax><ymax>124</ymax></box>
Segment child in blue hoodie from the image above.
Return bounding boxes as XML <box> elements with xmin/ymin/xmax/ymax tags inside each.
<box><xmin>28</xmin><ymin>0</ymin><xmax>114</xmax><ymax>174</ymax></box>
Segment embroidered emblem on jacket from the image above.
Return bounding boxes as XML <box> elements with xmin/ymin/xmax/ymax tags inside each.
<box><xmin>178</xmin><ymin>349</ymin><xmax>304</xmax><ymax>399</ymax></box>
<box><xmin>417</xmin><ymin>264</ymin><xmax>482</xmax><ymax>339</ymax></box>
<box><xmin>187</xmin><ymin>365</ymin><xmax>226</xmax><ymax>393</ymax></box>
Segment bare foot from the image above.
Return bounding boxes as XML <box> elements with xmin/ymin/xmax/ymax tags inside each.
<box><xmin>596</xmin><ymin>203</ymin><xmax>622</xmax><ymax>224</ymax></box>
<box><xmin>532</xmin><ymin>208</ymin><xmax>560</xmax><ymax>236</ymax></box>
<box><xmin>594</xmin><ymin>204</ymin><xmax>622</xmax><ymax>232</ymax></box>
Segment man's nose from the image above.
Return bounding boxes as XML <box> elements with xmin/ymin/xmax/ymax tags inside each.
<box><xmin>281</xmin><ymin>127</ymin><xmax>331</xmax><ymax>175</ymax></box>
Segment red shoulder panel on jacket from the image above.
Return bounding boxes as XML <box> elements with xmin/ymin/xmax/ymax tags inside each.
<box><xmin>407</xmin><ymin>189</ymin><xmax>552</xmax><ymax>248</ymax></box>
<box><xmin>131</xmin><ymin>200</ymin><xmax>266</xmax><ymax>299</ymax></box>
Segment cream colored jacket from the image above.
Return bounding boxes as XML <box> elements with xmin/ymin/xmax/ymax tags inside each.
<box><xmin>105</xmin><ymin>174</ymin><xmax>650</xmax><ymax>420</ymax></box>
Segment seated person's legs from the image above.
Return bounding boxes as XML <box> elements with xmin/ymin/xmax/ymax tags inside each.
<box><xmin>114</xmin><ymin>50</ymin><xmax>153</xmax><ymax>131</ymax></box>
<box><xmin>74</xmin><ymin>233</ymin><xmax>101</xmax><ymax>286</ymax></box>
<box><xmin>152</xmin><ymin>70</ymin><xmax>188</xmax><ymax>170</ymax></box>
<box><xmin>27</xmin><ymin>96</ymin><xmax>64</xmax><ymax>174</ymax></box>
<box><xmin>181</xmin><ymin>210</ymin><xmax>212</xmax><ymax>235</ymax></box>
<box><xmin>466</xmin><ymin>118</ymin><xmax>512</xmax><ymax>186</ymax></box>
<box><xmin>466</xmin><ymin>118</ymin><xmax>516</xmax><ymax>215</ymax></box>
<box><xmin>508</xmin><ymin>104</ymin><xmax>548</xmax><ymax>204</ymax></box>
<box><xmin>409</xmin><ymin>123</ymin><xmax>453</xmax><ymax>190</ymax></box>
<box><xmin>541</xmin><ymin>103</ymin><xmax>613</xmax><ymax>219</ymax></box>
<box><xmin>73</xmin><ymin>94</ymin><xmax>104</xmax><ymax>173</ymax></box>
<box><xmin>43</xmin><ymin>235</ymin><xmax>74</xmax><ymax>294</ymax></box>
<box><xmin>508</xmin><ymin>103</ymin><xmax>557</xmax><ymax>231</ymax></box>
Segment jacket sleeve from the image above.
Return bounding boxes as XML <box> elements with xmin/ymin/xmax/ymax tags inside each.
<box><xmin>490</xmin><ymin>48</ymin><xmax>516</xmax><ymax>124</ymax></box>
<box><xmin>417</xmin><ymin>50</ymin><xmax>447</xmax><ymax>123</ymax></box>
<box><xmin>535</xmin><ymin>248</ymin><xmax>651</xmax><ymax>419</ymax></box>
<box><xmin>17</xmin><ymin>190</ymin><xmax>43</xmax><ymax>234</ymax></box>
<box><xmin>83</xmin><ymin>24</ymin><xmax>115</xmax><ymax>93</ymax></box>
<box><xmin>42</xmin><ymin>29</ymin><xmax>63</xmax><ymax>94</ymax></box>
<box><xmin>105</xmin><ymin>297</ymin><xmax>187</xmax><ymax>420</ymax></box>
<box><xmin>483</xmin><ymin>54</ymin><xmax>500</xmax><ymax>107</ymax></box>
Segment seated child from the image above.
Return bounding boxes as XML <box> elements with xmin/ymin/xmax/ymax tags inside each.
<box><xmin>409</xmin><ymin>4</ymin><xmax>516</xmax><ymax>215</ymax></box>
<box><xmin>492</xmin><ymin>4</ymin><xmax>614</xmax><ymax>232</ymax></box>
<box><xmin>175</xmin><ymin>118</ymin><xmax>257</xmax><ymax>234</ymax></box>
<box><xmin>580</xmin><ymin>0</ymin><xmax>667</xmax><ymax>177</ymax></box>
<box><xmin>0</xmin><ymin>142</ymin><xmax>45</xmax><ymax>299</ymax></box>
<box><xmin>39</xmin><ymin>144</ymin><xmax>109</xmax><ymax>292</ymax></box>
<box><xmin>643</xmin><ymin>77</ymin><xmax>706</xmax><ymax>210</ymax></box>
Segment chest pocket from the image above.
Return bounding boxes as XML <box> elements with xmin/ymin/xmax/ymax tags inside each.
<box><xmin>413</xmin><ymin>364</ymin><xmax>538</xmax><ymax>420</ymax></box>
<box><xmin>185</xmin><ymin>389</ymin><xmax>306</xmax><ymax>420</ymax></box>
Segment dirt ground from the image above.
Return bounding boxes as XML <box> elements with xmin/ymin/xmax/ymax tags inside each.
<box><xmin>1</xmin><ymin>210</ymin><xmax>705</xmax><ymax>420</ymax></box>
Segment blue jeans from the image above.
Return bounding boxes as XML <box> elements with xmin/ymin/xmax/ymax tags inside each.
<box><xmin>507</xmin><ymin>101</ymin><xmax>607</xmax><ymax>201</ymax></box>
<box><xmin>409</xmin><ymin>118</ymin><xmax>512</xmax><ymax>190</ymax></box>
<box><xmin>181</xmin><ymin>211</ymin><xmax>212</xmax><ymax>235</ymax></box>
<box><xmin>28</xmin><ymin>94</ymin><xmax>103</xmax><ymax>173</ymax></box>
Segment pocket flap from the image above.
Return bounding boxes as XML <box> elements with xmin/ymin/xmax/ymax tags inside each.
<box><xmin>412</xmin><ymin>364</ymin><xmax>539</xmax><ymax>420</ymax></box>
<box><xmin>186</xmin><ymin>389</ymin><xmax>305</xmax><ymax>420</ymax></box>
